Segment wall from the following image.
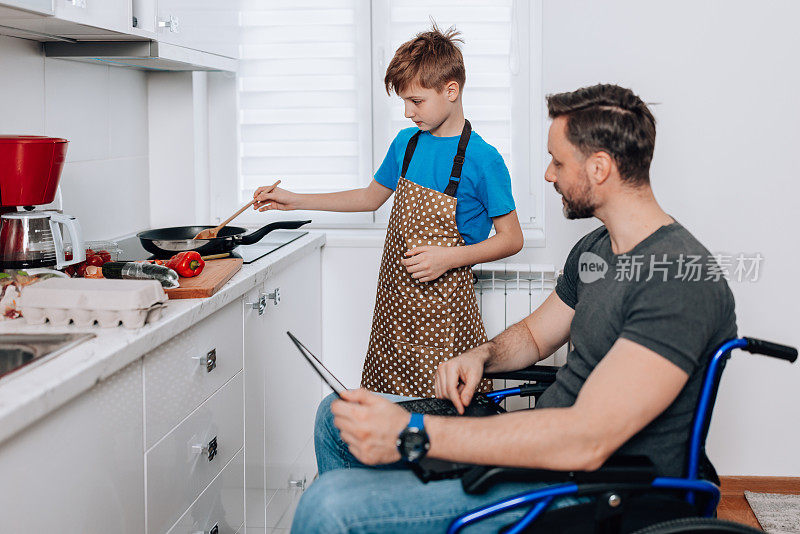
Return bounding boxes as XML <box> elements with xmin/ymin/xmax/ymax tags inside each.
<box><xmin>0</xmin><ymin>35</ymin><xmax>150</xmax><ymax>241</ymax></box>
<box><xmin>320</xmin><ymin>0</ymin><xmax>800</xmax><ymax>476</ymax></box>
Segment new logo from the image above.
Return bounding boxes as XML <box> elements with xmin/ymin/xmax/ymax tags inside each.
<box><xmin>578</xmin><ymin>252</ymin><xmax>608</xmax><ymax>284</ymax></box>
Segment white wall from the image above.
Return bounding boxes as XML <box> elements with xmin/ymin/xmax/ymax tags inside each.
<box><xmin>0</xmin><ymin>35</ymin><xmax>150</xmax><ymax>241</ymax></box>
<box><xmin>321</xmin><ymin>0</ymin><xmax>800</xmax><ymax>476</ymax></box>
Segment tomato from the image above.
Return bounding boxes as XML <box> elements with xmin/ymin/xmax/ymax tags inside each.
<box><xmin>76</xmin><ymin>262</ymin><xmax>88</xmax><ymax>278</ymax></box>
<box><xmin>96</xmin><ymin>250</ymin><xmax>112</xmax><ymax>263</ymax></box>
<box><xmin>86</xmin><ymin>255</ymin><xmax>105</xmax><ymax>267</ymax></box>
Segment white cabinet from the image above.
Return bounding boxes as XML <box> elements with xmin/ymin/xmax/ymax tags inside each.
<box><xmin>144</xmin><ymin>299</ymin><xmax>243</xmax><ymax>449</ymax></box>
<box><xmin>0</xmin><ymin>0</ymin><xmax>52</xmax><ymax>15</ymax></box>
<box><xmin>0</xmin><ymin>359</ymin><xmax>145</xmax><ymax>534</ymax></box>
<box><xmin>243</xmin><ymin>283</ymin><xmax>269</xmax><ymax>530</ymax></box>
<box><xmin>156</xmin><ymin>0</ymin><xmax>240</xmax><ymax>58</ymax></box>
<box><xmin>0</xmin><ymin>0</ymin><xmax>239</xmax><ymax>70</ymax></box>
<box><xmin>52</xmin><ymin>0</ymin><xmax>129</xmax><ymax>34</ymax></box>
<box><xmin>0</xmin><ymin>242</ymin><xmax>323</xmax><ymax>534</ymax></box>
<box><xmin>0</xmin><ymin>0</ymin><xmax>133</xmax><ymax>40</ymax></box>
<box><xmin>244</xmin><ymin>249</ymin><xmax>324</xmax><ymax>531</ymax></box>
<box><xmin>166</xmin><ymin>448</ymin><xmax>245</xmax><ymax>534</ymax></box>
<box><xmin>146</xmin><ymin>371</ymin><xmax>245</xmax><ymax>534</ymax></box>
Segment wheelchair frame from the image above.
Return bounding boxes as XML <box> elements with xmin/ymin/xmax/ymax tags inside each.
<box><xmin>447</xmin><ymin>336</ymin><xmax>797</xmax><ymax>534</ymax></box>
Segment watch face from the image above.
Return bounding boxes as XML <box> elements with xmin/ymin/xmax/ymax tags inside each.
<box><xmin>399</xmin><ymin>428</ymin><xmax>430</xmax><ymax>462</ymax></box>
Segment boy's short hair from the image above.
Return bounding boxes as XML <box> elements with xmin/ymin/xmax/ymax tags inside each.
<box><xmin>547</xmin><ymin>84</ymin><xmax>656</xmax><ymax>186</ymax></box>
<box><xmin>384</xmin><ymin>23</ymin><xmax>466</xmax><ymax>96</ymax></box>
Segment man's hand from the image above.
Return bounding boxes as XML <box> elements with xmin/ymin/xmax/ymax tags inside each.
<box><xmin>331</xmin><ymin>389</ymin><xmax>409</xmax><ymax>465</ymax></box>
<box><xmin>401</xmin><ymin>246</ymin><xmax>457</xmax><ymax>282</ymax></box>
<box><xmin>434</xmin><ymin>349</ymin><xmax>487</xmax><ymax>414</ymax></box>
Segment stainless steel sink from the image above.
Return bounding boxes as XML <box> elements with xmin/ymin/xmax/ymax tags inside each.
<box><xmin>0</xmin><ymin>333</ymin><xmax>96</xmax><ymax>380</ymax></box>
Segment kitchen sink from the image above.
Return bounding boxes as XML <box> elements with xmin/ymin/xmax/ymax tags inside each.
<box><xmin>0</xmin><ymin>333</ymin><xmax>96</xmax><ymax>380</ymax></box>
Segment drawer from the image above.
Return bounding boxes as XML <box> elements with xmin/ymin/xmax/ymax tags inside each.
<box><xmin>265</xmin><ymin>434</ymin><xmax>316</xmax><ymax>530</ymax></box>
<box><xmin>144</xmin><ymin>300</ymin><xmax>243</xmax><ymax>448</ymax></box>
<box><xmin>166</xmin><ymin>448</ymin><xmax>245</xmax><ymax>534</ymax></box>
<box><xmin>266</xmin><ymin>433</ymin><xmax>316</xmax><ymax>491</ymax></box>
<box><xmin>147</xmin><ymin>371</ymin><xmax>244</xmax><ymax>534</ymax></box>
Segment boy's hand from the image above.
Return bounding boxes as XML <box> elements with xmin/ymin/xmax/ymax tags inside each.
<box><xmin>331</xmin><ymin>389</ymin><xmax>409</xmax><ymax>465</ymax></box>
<box><xmin>401</xmin><ymin>246</ymin><xmax>458</xmax><ymax>282</ymax></box>
<box><xmin>253</xmin><ymin>181</ymin><xmax>300</xmax><ymax>211</ymax></box>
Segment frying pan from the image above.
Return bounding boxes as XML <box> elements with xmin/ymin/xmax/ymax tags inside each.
<box><xmin>137</xmin><ymin>220</ymin><xmax>311</xmax><ymax>258</ymax></box>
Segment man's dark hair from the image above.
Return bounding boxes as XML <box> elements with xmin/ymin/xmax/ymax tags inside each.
<box><xmin>547</xmin><ymin>84</ymin><xmax>656</xmax><ymax>185</ymax></box>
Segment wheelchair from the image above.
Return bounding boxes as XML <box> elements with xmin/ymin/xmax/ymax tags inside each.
<box><xmin>447</xmin><ymin>336</ymin><xmax>798</xmax><ymax>534</ymax></box>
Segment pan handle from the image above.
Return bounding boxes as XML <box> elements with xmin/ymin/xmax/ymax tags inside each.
<box><xmin>238</xmin><ymin>220</ymin><xmax>312</xmax><ymax>245</ymax></box>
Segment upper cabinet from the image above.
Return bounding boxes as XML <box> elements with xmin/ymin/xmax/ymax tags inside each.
<box><xmin>0</xmin><ymin>0</ymin><xmax>52</xmax><ymax>16</ymax></box>
<box><xmin>0</xmin><ymin>0</ymin><xmax>133</xmax><ymax>40</ymax></box>
<box><xmin>154</xmin><ymin>0</ymin><xmax>239</xmax><ymax>59</ymax></box>
<box><xmin>0</xmin><ymin>0</ymin><xmax>240</xmax><ymax>70</ymax></box>
<box><xmin>53</xmin><ymin>0</ymin><xmax>130</xmax><ymax>34</ymax></box>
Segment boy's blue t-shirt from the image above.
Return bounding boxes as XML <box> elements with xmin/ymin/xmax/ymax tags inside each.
<box><xmin>374</xmin><ymin>127</ymin><xmax>515</xmax><ymax>245</ymax></box>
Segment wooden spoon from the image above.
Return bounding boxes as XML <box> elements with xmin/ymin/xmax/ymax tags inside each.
<box><xmin>193</xmin><ymin>180</ymin><xmax>281</xmax><ymax>239</ymax></box>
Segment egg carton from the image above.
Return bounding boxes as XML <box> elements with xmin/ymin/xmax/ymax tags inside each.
<box><xmin>22</xmin><ymin>302</ymin><xmax>166</xmax><ymax>329</ymax></box>
<box><xmin>19</xmin><ymin>278</ymin><xmax>168</xmax><ymax>329</ymax></box>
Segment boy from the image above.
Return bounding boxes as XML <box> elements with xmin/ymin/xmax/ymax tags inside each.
<box><xmin>254</xmin><ymin>25</ymin><xmax>523</xmax><ymax>397</ymax></box>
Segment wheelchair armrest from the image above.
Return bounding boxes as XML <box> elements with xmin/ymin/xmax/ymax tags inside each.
<box><xmin>484</xmin><ymin>364</ymin><xmax>560</xmax><ymax>382</ymax></box>
<box><xmin>461</xmin><ymin>455</ymin><xmax>657</xmax><ymax>495</ymax></box>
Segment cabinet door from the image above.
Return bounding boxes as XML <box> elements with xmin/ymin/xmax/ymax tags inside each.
<box><xmin>53</xmin><ymin>0</ymin><xmax>129</xmax><ymax>34</ymax></box>
<box><xmin>0</xmin><ymin>0</ymin><xmax>53</xmax><ymax>15</ymax></box>
<box><xmin>263</xmin><ymin>251</ymin><xmax>323</xmax><ymax>525</ymax></box>
<box><xmin>0</xmin><ymin>359</ymin><xmax>145</xmax><ymax>533</ymax></box>
<box><xmin>156</xmin><ymin>0</ymin><xmax>239</xmax><ymax>58</ymax></box>
<box><xmin>243</xmin><ymin>282</ymin><xmax>268</xmax><ymax>531</ymax></box>
<box><xmin>243</xmin><ymin>249</ymin><xmax>323</xmax><ymax>531</ymax></box>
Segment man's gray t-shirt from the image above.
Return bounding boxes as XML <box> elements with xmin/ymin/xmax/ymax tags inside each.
<box><xmin>535</xmin><ymin>221</ymin><xmax>737</xmax><ymax>477</ymax></box>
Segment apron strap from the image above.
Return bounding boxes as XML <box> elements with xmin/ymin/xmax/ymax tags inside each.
<box><xmin>443</xmin><ymin>119</ymin><xmax>472</xmax><ymax>197</ymax></box>
<box><xmin>399</xmin><ymin>119</ymin><xmax>472</xmax><ymax>197</ymax></box>
<box><xmin>400</xmin><ymin>130</ymin><xmax>422</xmax><ymax>179</ymax></box>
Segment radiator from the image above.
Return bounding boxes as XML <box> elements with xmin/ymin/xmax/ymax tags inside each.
<box><xmin>473</xmin><ymin>262</ymin><xmax>569</xmax><ymax>409</ymax></box>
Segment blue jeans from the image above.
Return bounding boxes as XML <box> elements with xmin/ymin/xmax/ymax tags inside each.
<box><xmin>291</xmin><ymin>393</ymin><xmax>585</xmax><ymax>533</ymax></box>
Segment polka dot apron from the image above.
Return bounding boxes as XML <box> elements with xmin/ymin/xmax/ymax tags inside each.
<box><xmin>361</xmin><ymin>120</ymin><xmax>492</xmax><ymax>397</ymax></box>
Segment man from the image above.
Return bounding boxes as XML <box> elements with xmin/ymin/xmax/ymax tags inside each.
<box><xmin>291</xmin><ymin>84</ymin><xmax>737</xmax><ymax>533</ymax></box>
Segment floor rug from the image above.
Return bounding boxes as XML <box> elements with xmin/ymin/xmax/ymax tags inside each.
<box><xmin>745</xmin><ymin>491</ymin><xmax>800</xmax><ymax>533</ymax></box>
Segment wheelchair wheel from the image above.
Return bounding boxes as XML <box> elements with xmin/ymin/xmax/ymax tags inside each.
<box><xmin>631</xmin><ymin>517</ymin><xmax>763</xmax><ymax>533</ymax></box>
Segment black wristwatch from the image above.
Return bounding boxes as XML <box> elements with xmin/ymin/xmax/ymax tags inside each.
<box><xmin>396</xmin><ymin>413</ymin><xmax>430</xmax><ymax>463</ymax></box>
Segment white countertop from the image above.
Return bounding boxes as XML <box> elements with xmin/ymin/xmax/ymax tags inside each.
<box><xmin>0</xmin><ymin>232</ymin><xmax>326</xmax><ymax>445</ymax></box>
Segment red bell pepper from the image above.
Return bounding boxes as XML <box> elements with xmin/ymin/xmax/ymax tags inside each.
<box><xmin>166</xmin><ymin>251</ymin><xmax>205</xmax><ymax>278</ymax></box>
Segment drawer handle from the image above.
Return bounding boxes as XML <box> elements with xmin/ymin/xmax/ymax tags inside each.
<box><xmin>247</xmin><ymin>294</ymin><xmax>267</xmax><ymax>315</ymax></box>
<box><xmin>158</xmin><ymin>14</ymin><xmax>180</xmax><ymax>33</ymax></box>
<box><xmin>266</xmin><ymin>287</ymin><xmax>281</xmax><ymax>306</ymax></box>
<box><xmin>192</xmin><ymin>436</ymin><xmax>218</xmax><ymax>461</ymax></box>
<box><xmin>191</xmin><ymin>524</ymin><xmax>218</xmax><ymax>534</ymax></box>
<box><xmin>192</xmin><ymin>349</ymin><xmax>217</xmax><ymax>373</ymax></box>
<box><xmin>288</xmin><ymin>476</ymin><xmax>307</xmax><ymax>491</ymax></box>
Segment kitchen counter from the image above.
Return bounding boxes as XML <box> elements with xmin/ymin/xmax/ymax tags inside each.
<box><xmin>0</xmin><ymin>232</ymin><xmax>326</xmax><ymax>445</ymax></box>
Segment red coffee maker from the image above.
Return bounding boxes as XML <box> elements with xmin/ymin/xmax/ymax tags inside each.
<box><xmin>0</xmin><ymin>136</ymin><xmax>85</xmax><ymax>269</ymax></box>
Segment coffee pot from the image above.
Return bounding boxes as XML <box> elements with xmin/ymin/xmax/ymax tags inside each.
<box><xmin>0</xmin><ymin>211</ymin><xmax>85</xmax><ymax>269</ymax></box>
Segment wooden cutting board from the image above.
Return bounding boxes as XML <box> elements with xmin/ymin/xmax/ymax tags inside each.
<box><xmin>165</xmin><ymin>258</ymin><xmax>243</xmax><ymax>299</ymax></box>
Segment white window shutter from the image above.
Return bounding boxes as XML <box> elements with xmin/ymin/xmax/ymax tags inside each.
<box><xmin>237</xmin><ymin>0</ymin><xmax>541</xmax><ymax>227</ymax></box>
<box><xmin>238</xmin><ymin>0</ymin><xmax>373</xmax><ymax>224</ymax></box>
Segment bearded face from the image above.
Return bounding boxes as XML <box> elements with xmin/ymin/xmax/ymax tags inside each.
<box><xmin>555</xmin><ymin>166</ymin><xmax>596</xmax><ymax>219</ymax></box>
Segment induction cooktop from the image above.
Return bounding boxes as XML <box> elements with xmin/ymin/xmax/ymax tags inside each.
<box><xmin>115</xmin><ymin>230</ymin><xmax>308</xmax><ymax>264</ymax></box>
